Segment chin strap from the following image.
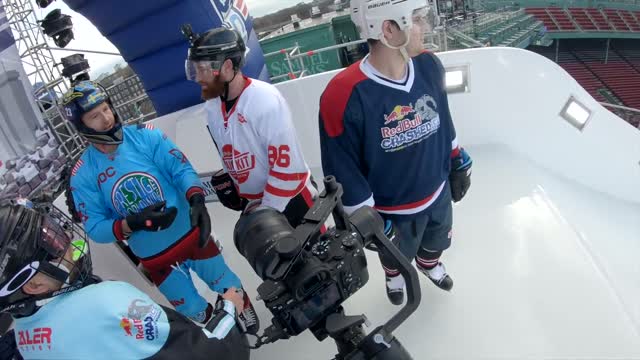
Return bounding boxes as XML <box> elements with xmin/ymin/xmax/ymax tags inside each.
<box><xmin>380</xmin><ymin>28</ymin><xmax>412</xmax><ymax>63</ymax></box>
<box><xmin>221</xmin><ymin>69</ymin><xmax>239</xmax><ymax>101</ymax></box>
<box><xmin>34</xmin><ymin>262</ymin><xmax>73</xmax><ymax>308</ymax></box>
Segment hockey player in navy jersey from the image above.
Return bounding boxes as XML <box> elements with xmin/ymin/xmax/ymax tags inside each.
<box><xmin>182</xmin><ymin>26</ymin><xmax>318</xmax><ymax>227</ymax></box>
<box><xmin>0</xmin><ymin>203</ymin><xmax>250</xmax><ymax>360</ymax></box>
<box><xmin>62</xmin><ymin>80</ymin><xmax>259</xmax><ymax>333</ymax></box>
<box><xmin>319</xmin><ymin>0</ymin><xmax>472</xmax><ymax>305</ymax></box>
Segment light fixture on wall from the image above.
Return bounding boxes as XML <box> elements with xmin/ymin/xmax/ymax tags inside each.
<box><xmin>40</xmin><ymin>9</ymin><xmax>74</xmax><ymax>48</ymax></box>
<box><xmin>560</xmin><ymin>96</ymin><xmax>591</xmax><ymax>131</ymax></box>
<box><xmin>445</xmin><ymin>65</ymin><xmax>469</xmax><ymax>94</ymax></box>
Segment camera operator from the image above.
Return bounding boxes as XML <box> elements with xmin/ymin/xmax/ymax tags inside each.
<box><xmin>0</xmin><ymin>203</ymin><xmax>249</xmax><ymax>360</ymax></box>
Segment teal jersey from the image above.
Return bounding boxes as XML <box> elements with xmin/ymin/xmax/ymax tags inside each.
<box><xmin>14</xmin><ymin>281</ymin><xmax>170</xmax><ymax>359</ymax></box>
<box><xmin>70</xmin><ymin>124</ymin><xmax>204</xmax><ymax>257</ymax></box>
<box><xmin>13</xmin><ymin>281</ymin><xmax>247</xmax><ymax>360</ymax></box>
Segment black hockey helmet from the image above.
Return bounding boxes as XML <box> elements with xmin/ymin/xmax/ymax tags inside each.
<box><xmin>182</xmin><ymin>24</ymin><xmax>246</xmax><ymax>80</ymax></box>
<box><xmin>0</xmin><ymin>203</ymin><xmax>94</xmax><ymax>317</ymax></box>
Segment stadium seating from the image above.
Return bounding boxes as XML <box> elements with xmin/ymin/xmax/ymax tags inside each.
<box><xmin>570</xmin><ymin>44</ymin><xmax>640</xmax><ymax>110</ymax></box>
<box><xmin>525</xmin><ymin>8</ymin><xmax>558</xmax><ymax>30</ymax></box>
<box><xmin>448</xmin><ymin>11</ymin><xmax>544</xmax><ymax>49</ymax></box>
<box><xmin>614</xmin><ymin>42</ymin><xmax>640</xmax><ymax>71</ymax></box>
<box><xmin>525</xmin><ymin>7</ymin><xmax>640</xmax><ymax>32</ymax></box>
<box><xmin>568</xmin><ymin>8</ymin><xmax>598</xmax><ymax>31</ymax></box>
<box><xmin>530</xmin><ymin>39</ymin><xmax>640</xmax><ymax>114</ymax></box>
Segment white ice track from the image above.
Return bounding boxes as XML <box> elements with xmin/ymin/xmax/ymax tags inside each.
<box><xmin>56</xmin><ymin>47</ymin><xmax>640</xmax><ymax>359</ymax></box>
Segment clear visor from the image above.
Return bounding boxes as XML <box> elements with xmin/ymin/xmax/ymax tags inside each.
<box><xmin>185</xmin><ymin>60</ymin><xmax>223</xmax><ymax>82</ymax></box>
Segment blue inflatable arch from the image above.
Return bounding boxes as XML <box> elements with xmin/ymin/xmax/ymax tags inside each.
<box><xmin>63</xmin><ymin>0</ymin><xmax>269</xmax><ymax>115</ymax></box>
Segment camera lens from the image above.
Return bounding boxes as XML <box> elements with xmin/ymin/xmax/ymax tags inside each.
<box><xmin>234</xmin><ymin>208</ymin><xmax>299</xmax><ymax>280</ymax></box>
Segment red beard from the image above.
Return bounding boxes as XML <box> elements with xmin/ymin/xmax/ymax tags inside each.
<box><xmin>201</xmin><ymin>76</ymin><xmax>226</xmax><ymax>100</ymax></box>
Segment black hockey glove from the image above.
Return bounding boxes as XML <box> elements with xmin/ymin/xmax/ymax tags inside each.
<box><xmin>449</xmin><ymin>147</ymin><xmax>472</xmax><ymax>202</ymax></box>
<box><xmin>189</xmin><ymin>193</ymin><xmax>211</xmax><ymax>248</ymax></box>
<box><xmin>210</xmin><ymin>169</ymin><xmax>248</xmax><ymax>211</ymax></box>
<box><xmin>126</xmin><ymin>201</ymin><xmax>177</xmax><ymax>233</ymax></box>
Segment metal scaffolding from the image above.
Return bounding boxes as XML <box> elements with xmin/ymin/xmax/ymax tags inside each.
<box><xmin>4</xmin><ymin>0</ymin><xmax>85</xmax><ymax>163</ymax></box>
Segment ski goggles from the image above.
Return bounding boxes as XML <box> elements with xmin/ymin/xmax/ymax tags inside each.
<box><xmin>185</xmin><ymin>59</ymin><xmax>223</xmax><ymax>81</ymax></box>
<box><xmin>0</xmin><ymin>215</ymin><xmax>87</xmax><ymax>299</ymax></box>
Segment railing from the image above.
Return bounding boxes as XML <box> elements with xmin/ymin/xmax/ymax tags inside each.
<box><xmin>444</xmin><ymin>8</ymin><xmax>528</xmax><ymax>46</ymax></box>
<box><xmin>263</xmin><ymin>39</ymin><xmax>367</xmax><ymax>82</ymax></box>
<box><xmin>448</xmin><ymin>27</ymin><xmax>490</xmax><ymax>47</ymax></box>
<box><xmin>262</xmin><ymin>31</ymin><xmax>457</xmax><ymax>82</ymax></box>
<box><xmin>479</xmin><ymin>0</ymin><xmax>640</xmax><ymax>9</ymax></box>
<box><xmin>600</xmin><ymin>102</ymin><xmax>640</xmax><ymax>128</ymax></box>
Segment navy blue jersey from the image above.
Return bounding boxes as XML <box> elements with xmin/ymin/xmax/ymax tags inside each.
<box><xmin>319</xmin><ymin>51</ymin><xmax>459</xmax><ymax>217</ymax></box>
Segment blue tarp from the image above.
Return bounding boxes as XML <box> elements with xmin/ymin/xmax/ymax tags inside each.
<box><xmin>63</xmin><ymin>0</ymin><xmax>269</xmax><ymax>115</ymax></box>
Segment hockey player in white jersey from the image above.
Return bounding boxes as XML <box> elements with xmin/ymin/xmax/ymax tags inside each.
<box><xmin>182</xmin><ymin>26</ymin><xmax>318</xmax><ymax>227</ymax></box>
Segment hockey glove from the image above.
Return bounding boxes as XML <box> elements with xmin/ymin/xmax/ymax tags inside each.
<box><xmin>449</xmin><ymin>147</ymin><xmax>472</xmax><ymax>202</ymax></box>
<box><xmin>126</xmin><ymin>201</ymin><xmax>177</xmax><ymax>233</ymax></box>
<box><xmin>189</xmin><ymin>193</ymin><xmax>211</xmax><ymax>248</ymax></box>
<box><xmin>210</xmin><ymin>169</ymin><xmax>248</xmax><ymax>211</ymax></box>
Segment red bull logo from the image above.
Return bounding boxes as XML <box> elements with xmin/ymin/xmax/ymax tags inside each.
<box><xmin>384</xmin><ymin>105</ymin><xmax>415</xmax><ymax>125</ymax></box>
<box><xmin>120</xmin><ymin>317</ymin><xmax>157</xmax><ymax>340</ymax></box>
<box><xmin>120</xmin><ymin>318</ymin><xmax>133</xmax><ymax>336</ymax></box>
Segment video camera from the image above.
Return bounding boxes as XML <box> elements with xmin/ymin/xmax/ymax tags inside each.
<box><xmin>233</xmin><ymin>176</ymin><xmax>421</xmax><ymax>359</ymax></box>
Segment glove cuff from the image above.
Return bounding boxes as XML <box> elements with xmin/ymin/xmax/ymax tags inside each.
<box><xmin>188</xmin><ymin>190</ymin><xmax>206</xmax><ymax>205</ymax></box>
<box><xmin>451</xmin><ymin>147</ymin><xmax>472</xmax><ymax>171</ymax></box>
<box><xmin>186</xmin><ymin>187</ymin><xmax>205</xmax><ymax>203</ymax></box>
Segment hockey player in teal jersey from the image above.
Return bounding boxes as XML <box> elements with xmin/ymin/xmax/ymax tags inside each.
<box><xmin>62</xmin><ymin>80</ymin><xmax>259</xmax><ymax>334</ymax></box>
<box><xmin>0</xmin><ymin>203</ymin><xmax>250</xmax><ymax>360</ymax></box>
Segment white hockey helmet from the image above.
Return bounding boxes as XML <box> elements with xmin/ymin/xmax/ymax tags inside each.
<box><xmin>350</xmin><ymin>0</ymin><xmax>430</xmax><ymax>41</ymax></box>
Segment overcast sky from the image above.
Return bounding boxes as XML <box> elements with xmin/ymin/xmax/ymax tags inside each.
<box><xmin>32</xmin><ymin>0</ymin><xmax>312</xmax><ymax>77</ymax></box>
<box><xmin>248</xmin><ymin>0</ymin><xmax>310</xmax><ymax>17</ymax></box>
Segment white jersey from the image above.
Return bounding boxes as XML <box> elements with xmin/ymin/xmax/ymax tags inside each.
<box><xmin>205</xmin><ymin>77</ymin><xmax>316</xmax><ymax>212</ymax></box>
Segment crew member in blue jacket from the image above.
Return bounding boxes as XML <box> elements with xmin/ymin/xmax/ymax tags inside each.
<box><xmin>63</xmin><ymin>81</ymin><xmax>258</xmax><ymax>333</ymax></box>
<box><xmin>319</xmin><ymin>0</ymin><xmax>472</xmax><ymax>305</ymax></box>
<box><xmin>0</xmin><ymin>202</ymin><xmax>250</xmax><ymax>360</ymax></box>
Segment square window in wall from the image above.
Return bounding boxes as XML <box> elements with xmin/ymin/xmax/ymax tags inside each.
<box><xmin>560</xmin><ymin>96</ymin><xmax>591</xmax><ymax>131</ymax></box>
<box><xmin>445</xmin><ymin>65</ymin><xmax>470</xmax><ymax>94</ymax></box>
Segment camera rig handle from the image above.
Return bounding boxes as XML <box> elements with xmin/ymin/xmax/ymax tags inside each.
<box><xmin>348</xmin><ymin>208</ymin><xmax>421</xmax><ymax>334</ymax></box>
<box><xmin>302</xmin><ymin>176</ymin><xmax>421</xmax><ymax>334</ymax></box>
